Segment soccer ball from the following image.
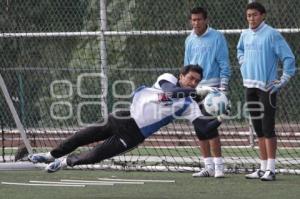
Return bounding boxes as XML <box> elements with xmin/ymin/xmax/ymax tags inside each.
<box><xmin>203</xmin><ymin>91</ymin><xmax>229</xmax><ymax>116</ymax></box>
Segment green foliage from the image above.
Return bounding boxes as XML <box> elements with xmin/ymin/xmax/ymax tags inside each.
<box><xmin>0</xmin><ymin>1</ymin><xmax>90</xmax><ymax>127</ymax></box>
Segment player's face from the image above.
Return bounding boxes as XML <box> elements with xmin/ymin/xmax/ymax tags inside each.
<box><xmin>246</xmin><ymin>9</ymin><xmax>265</xmax><ymax>29</ymax></box>
<box><xmin>179</xmin><ymin>71</ymin><xmax>201</xmax><ymax>89</ymax></box>
<box><xmin>190</xmin><ymin>13</ymin><xmax>208</xmax><ymax>35</ymax></box>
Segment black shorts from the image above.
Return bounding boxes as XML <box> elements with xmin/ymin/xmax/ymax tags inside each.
<box><xmin>109</xmin><ymin>111</ymin><xmax>145</xmax><ymax>145</ymax></box>
<box><xmin>197</xmin><ymin>104</ymin><xmax>219</xmax><ymax>140</ymax></box>
<box><xmin>245</xmin><ymin>88</ymin><xmax>277</xmax><ymax>138</ymax></box>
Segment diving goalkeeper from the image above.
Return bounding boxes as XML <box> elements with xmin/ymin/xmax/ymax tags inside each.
<box><xmin>28</xmin><ymin>65</ymin><xmax>229</xmax><ymax>173</ymax></box>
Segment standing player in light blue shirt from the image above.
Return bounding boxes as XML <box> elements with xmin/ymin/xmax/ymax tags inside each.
<box><xmin>184</xmin><ymin>6</ymin><xmax>231</xmax><ymax>178</ymax></box>
<box><xmin>237</xmin><ymin>2</ymin><xmax>296</xmax><ymax>181</ymax></box>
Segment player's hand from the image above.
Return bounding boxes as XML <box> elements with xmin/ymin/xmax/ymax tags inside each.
<box><xmin>216</xmin><ymin>100</ymin><xmax>231</xmax><ymax>122</ymax></box>
<box><xmin>195</xmin><ymin>85</ymin><xmax>218</xmax><ymax>97</ymax></box>
<box><xmin>266</xmin><ymin>79</ymin><xmax>288</xmax><ymax>94</ymax></box>
<box><xmin>218</xmin><ymin>87</ymin><xmax>228</xmax><ymax>96</ymax></box>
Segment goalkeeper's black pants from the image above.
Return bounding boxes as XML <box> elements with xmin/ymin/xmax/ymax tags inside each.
<box><xmin>50</xmin><ymin>112</ymin><xmax>145</xmax><ymax>167</ymax></box>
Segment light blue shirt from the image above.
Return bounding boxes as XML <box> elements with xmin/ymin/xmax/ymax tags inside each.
<box><xmin>237</xmin><ymin>22</ymin><xmax>296</xmax><ymax>91</ymax></box>
<box><xmin>184</xmin><ymin>27</ymin><xmax>231</xmax><ymax>87</ymax></box>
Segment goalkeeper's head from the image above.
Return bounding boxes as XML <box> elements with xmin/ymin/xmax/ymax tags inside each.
<box><xmin>179</xmin><ymin>65</ymin><xmax>203</xmax><ymax>89</ymax></box>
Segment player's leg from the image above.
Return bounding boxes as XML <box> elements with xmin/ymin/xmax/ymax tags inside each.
<box><xmin>70</xmin><ymin>135</ymin><xmax>140</xmax><ymax>166</ymax></box>
<box><xmin>193</xmin><ymin>103</ymin><xmax>217</xmax><ymax>177</ymax></box>
<box><xmin>65</xmin><ymin>116</ymin><xmax>144</xmax><ymax>166</ymax></box>
<box><xmin>209</xmin><ymin>134</ymin><xmax>224</xmax><ymax>178</ymax></box>
<box><xmin>45</xmin><ymin>116</ymin><xmax>145</xmax><ymax>172</ymax></box>
<box><xmin>45</xmin><ymin>135</ymin><xmax>134</xmax><ymax>172</ymax></box>
<box><xmin>245</xmin><ymin>88</ymin><xmax>266</xmax><ymax>179</ymax></box>
<box><xmin>260</xmin><ymin>137</ymin><xmax>277</xmax><ymax>181</ymax></box>
<box><xmin>29</xmin><ymin>116</ymin><xmax>114</xmax><ymax>163</ymax></box>
<box><xmin>260</xmin><ymin>90</ymin><xmax>277</xmax><ymax>181</ymax></box>
<box><xmin>193</xmin><ymin>127</ymin><xmax>220</xmax><ymax>177</ymax></box>
<box><xmin>50</xmin><ymin>122</ymin><xmax>113</xmax><ymax>158</ymax></box>
<box><xmin>46</xmin><ymin>133</ymin><xmax>145</xmax><ymax>172</ymax></box>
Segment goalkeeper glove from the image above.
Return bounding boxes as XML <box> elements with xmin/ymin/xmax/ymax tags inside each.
<box><xmin>267</xmin><ymin>78</ymin><xmax>288</xmax><ymax>94</ymax></box>
<box><xmin>195</xmin><ymin>85</ymin><xmax>218</xmax><ymax>97</ymax></box>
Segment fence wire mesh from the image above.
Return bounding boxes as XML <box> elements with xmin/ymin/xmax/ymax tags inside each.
<box><xmin>0</xmin><ymin>0</ymin><xmax>299</xmax><ymax>172</ymax></box>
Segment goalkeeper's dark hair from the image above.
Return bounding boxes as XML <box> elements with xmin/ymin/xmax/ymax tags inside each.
<box><xmin>181</xmin><ymin>65</ymin><xmax>203</xmax><ymax>79</ymax></box>
<box><xmin>246</xmin><ymin>2</ymin><xmax>266</xmax><ymax>14</ymax></box>
<box><xmin>189</xmin><ymin>6</ymin><xmax>208</xmax><ymax>19</ymax></box>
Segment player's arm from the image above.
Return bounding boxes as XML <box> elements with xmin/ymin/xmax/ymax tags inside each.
<box><xmin>216</xmin><ymin>34</ymin><xmax>231</xmax><ymax>89</ymax></box>
<box><xmin>159</xmin><ymin>80</ymin><xmax>196</xmax><ymax>98</ymax></box>
<box><xmin>160</xmin><ymin>80</ymin><xmax>217</xmax><ymax>98</ymax></box>
<box><xmin>273</xmin><ymin>32</ymin><xmax>296</xmax><ymax>79</ymax></box>
<box><xmin>184</xmin><ymin>37</ymin><xmax>191</xmax><ymax>66</ymax></box>
<box><xmin>267</xmin><ymin>32</ymin><xmax>296</xmax><ymax>94</ymax></box>
<box><xmin>237</xmin><ymin>33</ymin><xmax>245</xmax><ymax>65</ymax></box>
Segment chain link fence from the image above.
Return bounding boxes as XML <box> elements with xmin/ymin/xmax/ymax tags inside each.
<box><xmin>0</xmin><ymin>0</ymin><xmax>299</xmax><ymax>172</ymax></box>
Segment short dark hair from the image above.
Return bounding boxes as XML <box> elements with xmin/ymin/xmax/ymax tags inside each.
<box><xmin>190</xmin><ymin>7</ymin><xmax>208</xmax><ymax>19</ymax></box>
<box><xmin>181</xmin><ymin>65</ymin><xmax>203</xmax><ymax>79</ymax></box>
<box><xmin>246</xmin><ymin>2</ymin><xmax>266</xmax><ymax>14</ymax></box>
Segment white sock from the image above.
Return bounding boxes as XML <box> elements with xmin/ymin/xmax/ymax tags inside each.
<box><xmin>266</xmin><ymin>159</ymin><xmax>276</xmax><ymax>173</ymax></box>
<box><xmin>260</xmin><ymin>159</ymin><xmax>267</xmax><ymax>171</ymax></box>
<box><xmin>213</xmin><ymin>157</ymin><xmax>224</xmax><ymax>171</ymax></box>
<box><xmin>204</xmin><ymin>157</ymin><xmax>214</xmax><ymax>171</ymax></box>
<box><xmin>61</xmin><ymin>158</ymin><xmax>68</xmax><ymax>167</ymax></box>
<box><xmin>46</xmin><ymin>152</ymin><xmax>54</xmax><ymax>159</ymax></box>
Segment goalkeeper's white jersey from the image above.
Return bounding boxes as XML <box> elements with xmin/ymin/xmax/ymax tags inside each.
<box><xmin>130</xmin><ymin>73</ymin><xmax>202</xmax><ymax>138</ymax></box>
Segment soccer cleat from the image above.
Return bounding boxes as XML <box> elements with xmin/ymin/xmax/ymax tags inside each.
<box><xmin>260</xmin><ymin>170</ymin><xmax>276</xmax><ymax>181</ymax></box>
<box><xmin>28</xmin><ymin>153</ymin><xmax>54</xmax><ymax>163</ymax></box>
<box><xmin>192</xmin><ymin>168</ymin><xmax>215</xmax><ymax>177</ymax></box>
<box><xmin>245</xmin><ymin>170</ymin><xmax>265</xmax><ymax>179</ymax></box>
<box><xmin>45</xmin><ymin>158</ymin><xmax>66</xmax><ymax>173</ymax></box>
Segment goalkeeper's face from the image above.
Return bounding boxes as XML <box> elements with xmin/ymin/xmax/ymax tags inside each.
<box><xmin>179</xmin><ymin>71</ymin><xmax>201</xmax><ymax>89</ymax></box>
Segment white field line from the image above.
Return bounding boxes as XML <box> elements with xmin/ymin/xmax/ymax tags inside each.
<box><xmin>1</xmin><ymin>181</ymin><xmax>85</xmax><ymax>187</ymax></box>
<box><xmin>98</xmin><ymin>178</ymin><xmax>175</xmax><ymax>183</ymax></box>
<box><xmin>61</xmin><ymin>179</ymin><xmax>144</xmax><ymax>185</ymax></box>
<box><xmin>4</xmin><ymin>128</ymin><xmax>300</xmax><ymax>136</ymax></box>
<box><xmin>29</xmin><ymin>180</ymin><xmax>113</xmax><ymax>186</ymax></box>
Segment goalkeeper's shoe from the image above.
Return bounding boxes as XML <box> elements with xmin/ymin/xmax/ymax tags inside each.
<box><xmin>28</xmin><ymin>152</ymin><xmax>55</xmax><ymax>163</ymax></box>
<box><xmin>45</xmin><ymin>158</ymin><xmax>67</xmax><ymax>173</ymax></box>
<box><xmin>192</xmin><ymin>168</ymin><xmax>215</xmax><ymax>177</ymax></box>
<box><xmin>245</xmin><ymin>170</ymin><xmax>265</xmax><ymax>179</ymax></box>
<box><xmin>260</xmin><ymin>170</ymin><xmax>276</xmax><ymax>181</ymax></box>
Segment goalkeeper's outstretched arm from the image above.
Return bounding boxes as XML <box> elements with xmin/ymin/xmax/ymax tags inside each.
<box><xmin>159</xmin><ymin>80</ymin><xmax>196</xmax><ymax>98</ymax></box>
<box><xmin>159</xmin><ymin>80</ymin><xmax>217</xmax><ymax>99</ymax></box>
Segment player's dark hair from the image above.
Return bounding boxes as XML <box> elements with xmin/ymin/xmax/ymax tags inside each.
<box><xmin>246</xmin><ymin>2</ymin><xmax>266</xmax><ymax>14</ymax></box>
<box><xmin>189</xmin><ymin>6</ymin><xmax>208</xmax><ymax>19</ymax></box>
<box><xmin>181</xmin><ymin>65</ymin><xmax>203</xmax><ymax>79</ymax></box>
